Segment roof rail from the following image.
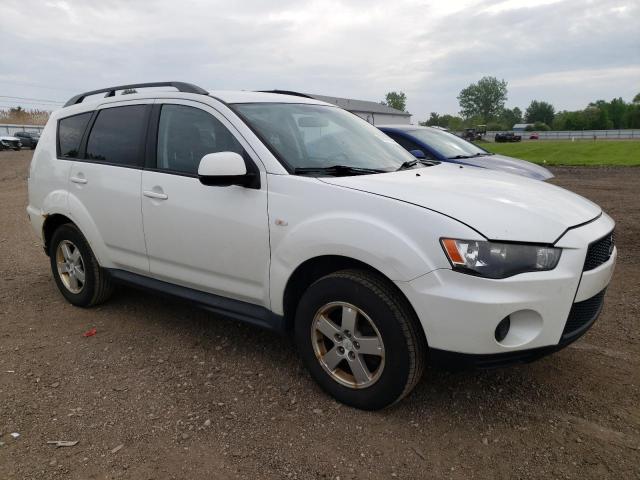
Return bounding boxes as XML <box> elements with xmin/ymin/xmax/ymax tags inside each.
<box><xmin>63</xmin><ymin>81</ymin><xmax>208</xmax><ymax>107</ymax></box>
<box><xmin>256</xmin><ymin>90</ymin><xmax>314</xmax><ymax>99</ymax></box>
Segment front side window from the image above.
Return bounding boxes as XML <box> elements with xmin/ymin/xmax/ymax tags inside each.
<box><xmin>232</xmin><ymin>103</ymin><xmax>414</xmax><ymax>174</ymax></box>
<box><xmin>58</xmin><ymin>112</ymin><xmax>92</xmax><ymax>158</ymax></box>
<box><xmin>156</xmin><ymin>104</ymin><xmax>243</xmax><ymax>175</ymax></box>
<box><xmin>403</xmin><ymin>128</ymin><xmax>490</xmax><ymax>159</ymax></box>
<box><xmin>86</xmin><ymin>105</ymin><xmax>147</xmax><ymax>166</ymax></box>
<box><xmin>385</xmin><ymin>132</ymin><xmax>436</xmax><ymax>160</ymax></box>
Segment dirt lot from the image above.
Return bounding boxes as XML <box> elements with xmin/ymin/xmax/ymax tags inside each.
<box><xmin>1</xmin><ymin>149</ymin><xmax>638</xmax><ymax>479</ymax></box>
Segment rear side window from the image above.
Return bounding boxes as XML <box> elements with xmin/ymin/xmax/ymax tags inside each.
<box><xmin>86</xmin><ymin>105</ymin><xmax>147</xmax><ymax>166</ymax></box>
<box><xmin>156</xmin><ymin>104</ymin><xmax>243</xmax><ymax>175</ymax></box>
<box><xmin>58</xmin><ymin>113</ymin><xmax>92</xmax><ymax>158</ymax></box>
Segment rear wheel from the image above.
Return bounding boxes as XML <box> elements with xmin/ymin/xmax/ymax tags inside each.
<box><xmin>294</xmin><ymin>269</ymin><xmax>426</xmax><ymax>410</ymax></box>
<box><xmin>49</xmin><ymin>224</ymin><xmax>113</xmax><ymax>307</ymax></box>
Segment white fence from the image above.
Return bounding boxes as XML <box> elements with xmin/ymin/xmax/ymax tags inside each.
<box><xmin>0</xmin><ymin>123</ymin><xmax>45</xmax><ymax>136</ymax></box>
<box><xmin>485</xmin><ymin>129</ymin><xmax>640</xmax><ymax>140</ymax></box>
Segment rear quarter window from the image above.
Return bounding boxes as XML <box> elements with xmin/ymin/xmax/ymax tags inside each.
<box><xmin>58</xmin><ymin>112</ymin><xmax>92</xmax><ymax>158</ymax></box>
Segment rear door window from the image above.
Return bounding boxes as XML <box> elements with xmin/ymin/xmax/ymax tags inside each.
<box><xmin>85</xmin><ymin>105</ymin><xmax>147</xmax><ymax>167</ymax></box>
<box><xmin>58</xmin><ymin>112</ymin><xmax>92</xmax><ymax>158</ymax></box>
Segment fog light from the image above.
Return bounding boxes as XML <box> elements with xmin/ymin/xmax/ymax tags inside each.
<box><xmin>495</xmin><ymin>316</ymin><xmax>511</xmax><ymax>342</ymax></box>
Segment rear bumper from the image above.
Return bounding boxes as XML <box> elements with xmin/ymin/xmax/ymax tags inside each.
<box><xmin>396</xmin><ymin>213</ymin><xmax>616</xmax><ymax>356</ymax></box>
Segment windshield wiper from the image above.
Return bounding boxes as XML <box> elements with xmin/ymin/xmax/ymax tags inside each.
<box><xmin>396</xmin><ymin>159</ymin><xmax>419</xmax><ymax>171</ymax></box>
<box><xmin>294</xmin><ymin>165</ymin><xmax>387</xmax><ymax>177</ymax></box>
<box><xmin>448</xmin><ymin>153</ymin><xmax>489</xmax><ymax>159</ymax></box>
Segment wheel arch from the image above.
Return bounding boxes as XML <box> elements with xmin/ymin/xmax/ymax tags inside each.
<box><xmin>280</xmin><ymin>255</ymin><xmax>423</xmax><ymax>338</ymax></box>
<box><xmin>42</xmin><ymin>213</ymin><xmax>75</xmax><ymax>255</ymax></box>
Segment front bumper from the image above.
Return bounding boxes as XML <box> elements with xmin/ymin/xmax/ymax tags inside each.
<box><xmin>396</xmin><ymin>213</ymin><xmax>616</xmax><ymax>357</ymax></box>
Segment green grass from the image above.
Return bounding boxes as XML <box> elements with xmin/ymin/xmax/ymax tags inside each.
<box><xmin>486</xmin><ymin>140</ymin><xmax>640</xmax><ymax>166</ymax></box>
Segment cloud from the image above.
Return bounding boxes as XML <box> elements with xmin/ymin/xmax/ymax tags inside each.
<box><xmin>0</xmin><ymin>0</ymin><xmax>638</xmax><ymax>120</ymax></box>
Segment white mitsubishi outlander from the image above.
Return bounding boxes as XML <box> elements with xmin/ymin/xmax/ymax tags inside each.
<box><xmin>27</xmin><ymin>82</ymin><xmax>616</xmax><ymax>410</ymax></box>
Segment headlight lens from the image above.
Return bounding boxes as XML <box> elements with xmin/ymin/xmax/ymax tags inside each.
<box><xmin>441</xmin><ymin>238</ymin><xmax>561</xmax><ymax>279</ymax></box>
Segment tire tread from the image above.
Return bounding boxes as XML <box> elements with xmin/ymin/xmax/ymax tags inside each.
<box><xmin>314</xmin><ymin>269</ymin><xmax>427</xmax><ymax>406</ymax></box>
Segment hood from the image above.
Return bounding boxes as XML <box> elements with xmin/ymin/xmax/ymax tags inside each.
<box><xmin>458</xmin><ymin>154</ymin><xmax>553</xmax><ymax>181</ymax></box>
<box><xmin>320</xmin><ymin>163</ymin><xmax>600</xmax><ymax>243</ymax></box>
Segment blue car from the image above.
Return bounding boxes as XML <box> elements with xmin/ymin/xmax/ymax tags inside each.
<box><xmin>378</xmin><ymin>125</ymin><xmax>553</xmax><ymax>181</ymax></box>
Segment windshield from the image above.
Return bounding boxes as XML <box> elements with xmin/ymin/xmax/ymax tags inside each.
<box><xmin>404</xmin><ymin>128</ymin><xmax>490</xmax><ymax>158</ymax></box>
<box><xmin>232</xmin><ymin>103</ymin><xmax>415</xmax><ymax>173</ymax></box>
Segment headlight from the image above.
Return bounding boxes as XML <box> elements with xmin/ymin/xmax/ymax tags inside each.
<box><xmin>441</xmin><ymin>238</ymin><xmax>561</xmax><ymax>279</ymax></box>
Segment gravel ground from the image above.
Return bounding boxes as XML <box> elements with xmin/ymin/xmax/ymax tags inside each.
<box><xmin>0</xmin><ymin>150</ymin><xmax>638</xmax><ymax>479</ymax></box>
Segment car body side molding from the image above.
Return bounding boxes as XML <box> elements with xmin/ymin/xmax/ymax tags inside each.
<box><xmin>107</xmin><ymin>269</ymin><xmax>285</xmax><ymax>333</ymax></box>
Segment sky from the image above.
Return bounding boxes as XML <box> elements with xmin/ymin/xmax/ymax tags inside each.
<box><xmin>0</xmin><ymin>0</ymin><xmax>638</xmax><ymax>121</ymax></box>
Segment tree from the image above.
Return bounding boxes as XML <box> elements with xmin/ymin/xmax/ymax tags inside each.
<box><xmin>499</xmin><ymin>107</ymin><xmax>522</xmax><ymax>129</ymax></box>
<box><xmin>383</xmin><ymin>91</ymin><xmax>407</xmax><ymax>112</ymax></box>
<box><xmin>525</xmin><ymin>122</ymin><xmax>550</xmax><ymax>131</ymax></box>
<box><xmin>419</xmin><ymin>113</ymin><xmax>465</xmax><ymax>130</ymax></box>
<box><xmin>583</xmin><ymin>106</ymin><xmax>612</xmax><ymax>130</ymax></box>
<box><xmin>524</xmin><ymin>100</ymin><xmax>555</xmax><ymax>125</ymax></box>
<box><xmin>457</xmin><ymin>76</ymin><xmax>508</xmax><ymax>121</ymax></box>
<box><xmin>633</xmin><ymin>92</ymin><xmax>640</xmax><ymax>104</ymax></box>
<box><xmin>423</xmin><ymin>112</ymin><xmax>441</xmax><ymax>126</ymax></box>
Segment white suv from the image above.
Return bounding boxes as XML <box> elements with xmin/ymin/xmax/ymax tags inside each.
<box><xmin>27</xmin><ymin>82</ymin><xmax>617</xmax><ymax>409</ymax></box>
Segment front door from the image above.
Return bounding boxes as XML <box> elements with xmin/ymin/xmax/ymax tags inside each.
<box><xmin>141</xmin><ymin>101</ymin><xmax>270</xmax><ymax>307</ymax></box>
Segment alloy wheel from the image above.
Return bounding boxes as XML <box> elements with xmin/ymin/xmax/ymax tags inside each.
<box><xmin>311</xmin><ymin>301</ymin><xmax>385</xmax><ymax>388</ymax></box>
<box><xmin>55</xmin><ymin>240</ymin><xmax>86</xmax><ymax>294</ymax></box>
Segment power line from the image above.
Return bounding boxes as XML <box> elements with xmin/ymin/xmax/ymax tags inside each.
<box><xmin>0</xmin><ymin>95</ymin><xmax>63</xmax><ymax>104</ymax></box>
<box><xmin>0</xmin><ymin>104</ymin><xmax>56</xmax><ymax>110</ymax></box>
<box><xmin>0</xmin><ymin>80</ymin><xmax>75</xmax><ymax>93</ymax></box>
<box><xmin>0</xmin><ymin>101</ymin><xmax>60</xmax><ymax>108</ymax></box>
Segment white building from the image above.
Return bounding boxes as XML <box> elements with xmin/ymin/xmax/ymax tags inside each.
<box><xmin>513</xmin><ymin>123</ymin><xmax>534</xmax><ymax>132</ymax></box>
<box><xmin>262</xmin><ymin>90</ymin><xmax>412</xmax><ymax>125</ymax></box>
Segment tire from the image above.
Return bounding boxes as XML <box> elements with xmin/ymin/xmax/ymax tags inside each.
<box><xmin>294</xmin><ymin>269</ymin><xmax>426</xmax><ymax>410</ymax></box>
<box><xmin>49</xmin><ymin>223</ymin><xmax>113</xmax><ymax>307</ymax></box>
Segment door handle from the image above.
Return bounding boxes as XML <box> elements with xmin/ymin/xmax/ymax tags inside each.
<box><xmin>143</xmin><ymin>190</ymin><xmax>168</xmax><ymax>200</ymax></box>
<box><xmin>70</xmin><ymin>176</ymin><xmax>87</xmax><ymax>184</ymax></box>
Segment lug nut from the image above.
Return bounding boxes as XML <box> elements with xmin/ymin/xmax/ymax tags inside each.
<box><xmin>353</xmin><ymin>341</ymin><xmax>360</xmax><ymax>350</ymax></box>
<box><xmin>334</xmin><ymin>333</ymin><xmax>343</xmax><ymax>342</ymax></box>
<box><xmin>348</xmin><ymin>351</ymin><xmax>356</xmax><ymax>360</ymax></box>
<box><xmin>338</xmin><ymin>346</ymin><xmax>345</xmax><ymax>354</ymax></box>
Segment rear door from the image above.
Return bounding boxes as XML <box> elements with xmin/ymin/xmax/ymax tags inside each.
<box><xmin>68</xmin><ymin>102</ymin><xmax>151</xmax><ymax>273</ymax></box>
<box><xmin>140</xmin><ymin>100</ymin><xmax>270</xmax><ymax>306</ymax></box>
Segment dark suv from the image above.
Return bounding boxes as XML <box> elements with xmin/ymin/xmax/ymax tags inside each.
<box><xmin>14</xmin><ymin>131</ymin><xmax>40</xmax><ymax>149</ymax></box>
<box><xmin>494</xmin><ymin>132</ymin><xmax>522</xmax><ymax>143</ymax></box>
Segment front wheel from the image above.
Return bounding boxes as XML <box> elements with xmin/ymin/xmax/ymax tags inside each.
<box><xmin>294</xmin><ymin>270</ymin><xmax>426</xmax><ymax>410</ymax></box>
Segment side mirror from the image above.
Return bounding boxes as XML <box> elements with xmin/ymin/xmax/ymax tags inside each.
<box><xmin>198</xmin><ymin>152</ymin><xmax>257</xmax><ymax>187</ymax></box>
<box><xmin>409</xmin><ymin>149</ymin><xmax>426</xmax><ymax>159</ymax></box>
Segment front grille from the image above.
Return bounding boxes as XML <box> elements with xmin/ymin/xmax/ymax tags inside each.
<box><xmin>584</xmin><ymin>231</ymin><xmax>615</xmax><ymax>271</ymax></box>
<box><xmin>561</xmin><ymin>289</ymin><xmax>606</xmax><ymax>340</ymax></box>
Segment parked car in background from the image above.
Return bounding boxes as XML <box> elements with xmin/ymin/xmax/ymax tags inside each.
<box><xmin>0</xmin><ymin>135</ymin><xmax>22</xmax><ymax>151</ymax></box>
<box><xmin>495</xmin><ymin>132</ymin><xmax>522</xmax><ymax>142</ymax></box>
<box><xmin>14</xmin><ymin>131</ymin><xmax>40</xmax><ymax>149</ymax></box>
<box><xmin>28</xmin><ymin>82</ymin><xmax>614</xmax><ymax>410</ymax></box>
<box><xmin>529</xmin><ymin>133</ymin><xmax>540</xmax><ymax>140</ymax></box>
<box><xmin>463</xmin><ymin>125</ymin><xmax>486</xmax><ymax>141</ymax></box>
<box><xmin>379</xmin><ymin>125</ymin><xmax>553</xmax><ymax>180</ymax></box>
